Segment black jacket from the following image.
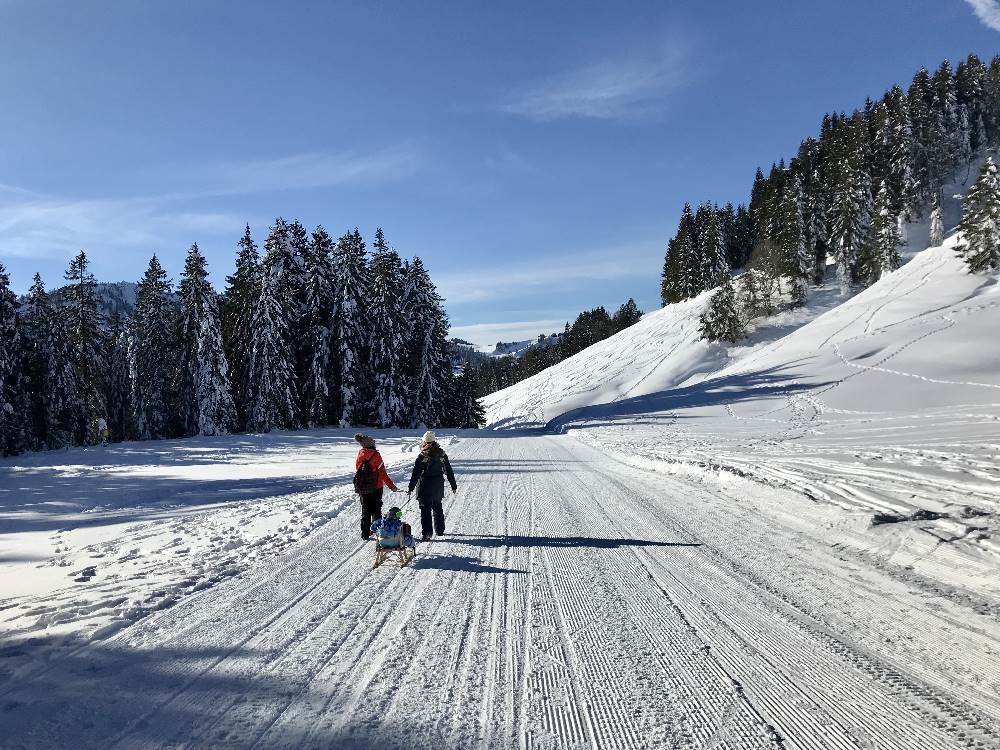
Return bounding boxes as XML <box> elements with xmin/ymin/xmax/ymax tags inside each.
<box><xmin>408</xmin><ymin>444</ymin><xmax>457</xmax><ymax>503</ymax></box>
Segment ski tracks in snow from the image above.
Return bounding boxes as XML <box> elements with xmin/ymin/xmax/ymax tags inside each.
<box><xmin>3</xmin><ymin>434</ymin><xmax>1000</xmax><ymax>749</ymax></box>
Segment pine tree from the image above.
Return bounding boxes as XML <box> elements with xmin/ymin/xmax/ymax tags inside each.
<box><xmin>956</xmin><ymin>157</ymin><xmax>1000</xmax><ymax>272</ymax></box>
<box><xmin>131</xmin><ymin>256</ymin><xmax>176</xmax><ymax>441</ymax></box>
<box><xmin>367</xmin><ymin>236</ymin><xmax>408</xmax><ymax>427</ymax></box>
<box><xmin>401</xmin><ymin>257</ymin><xmax>435</xmax><ymax>387</ymax></box>
<box><xmin>777</xmin><ymin>174</ymin><xmax>810</xmax><ymax>305</ymax></box>
<box><xmin>931</xmin><ymin>61</ymin><xmax>962</xmax><ymax>182</ymax></box>
<box><xmin>664</xmin><ymin>204</ymin><xmax>695</xmax><ymax>301</ymax></box>
<box><xmin>908</xmin><ymin>67</ymin><xmax>935</xmax><ymax>206</ymax></box>
<box><xmin>105</xmin><ymin>312</ymin><xmax>132</xmax><ymax>443</ymax></box>
<box><xmin>701</xmin><ymin>207</ymin><xmax>730</xmax><ymax>288</ymax></box>
<box><xmin>22</xmin><ymin>274</ymin><xmax>77</xmax><ymax>449</ymax></box>
<box><xmin>63</xmin><ymin>251</ymin><xmax>105</xmax><ymax>443</ymax></box>
<box><xmin>222</xmin><ymin>225</ymin><xmax>260</xmax><ymax>431</ymax></box>
<box><xmin>699</xmin><ymin>276</ymin><xmax>745</xmax><ymax>343</ymax></box>
<box><xmin>453</xmin><ymin>362</ymin><xmax>485</xmax><ymax>428</ymax></box>
<box><xmin>332</xmin><ymin>228</ymin><xmax>369</xmax><ymax>426</ymax></box>
<box><xmin>287</xmin><ymin>219</ymin><xmax>312</xmax><ymax>419</ymax></box>
<box><xmin>247</xmin><ymin>225</ymin><xmax>299</xmax><ymax>433</ymax></box>
<box><xmin>0</xmin><ymin>264</ymin><xmax>27</xmax><ymax>456</ymax></box>
<box><xmin>612</xmin><ymin>298</ymin><xmax>643</xmax><ymax>331</ymax></box>
<box><xmin>302</xmin><ymin>226</ymin><xmax>336</xmax><ymax>427</ymax></box>
<box><xmin>869</xmin><ymin>181</ymin><xmax>903</xmax><ymax>282</ymax></box>
<box><xmin>409</xmin><ymin>316</ymin><xmax>450</xmax><ymax>429</ymax></box>
<box><xmin>178</xmin><ymin>244</ymin><xmax>235</xmax><ymax>436</ymax></box>
<box><xmin>957</xmin><ymin>53</ymin><xmax>987</xmax><ymax>153</ymax></box>
<box><xmin>829</xmin><ymin>119</ymin><xmax>872</xmax><ymax>295</ymax></box>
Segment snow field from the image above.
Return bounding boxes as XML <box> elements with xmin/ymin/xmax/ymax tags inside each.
<box><xmin>2</xmin><ymin>433</ymin><xmax>999</xmax><ymax>748</ymax></box>
<box><xmin>0</xmin><ymin>429</ymin><xmax>427</xmax><ymax>685</ymax></box>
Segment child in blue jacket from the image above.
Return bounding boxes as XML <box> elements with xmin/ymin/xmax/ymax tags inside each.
<box><xmin>370</xmin><ymin>507</ymin><xmax>415</xmax><ymax>548</ymax></box>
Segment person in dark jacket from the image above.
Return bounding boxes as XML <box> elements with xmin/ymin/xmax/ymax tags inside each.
<box><xmin>354</xmin><ymin>433</ymin><xmax>400</xmax><ymax>540</ymax></box>
<box><xmin>408</xmin><ymin>430</ymin><xmax>457</xmax><ymax>541</ymax></box>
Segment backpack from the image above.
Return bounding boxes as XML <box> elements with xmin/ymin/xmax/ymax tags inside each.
<box><xmin>354</xmin><ymin>455</ymin><xmax>379</xmax><ymax>495</ymax></box>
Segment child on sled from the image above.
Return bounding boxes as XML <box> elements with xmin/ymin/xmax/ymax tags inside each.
<box><xmin>370</xmin><ymin>507</ymin><xmax>416</xmax><ymax>568</ymax></box>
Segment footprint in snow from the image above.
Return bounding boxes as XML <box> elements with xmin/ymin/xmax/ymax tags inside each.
<box><xmin>73</xmin><ymin>566</ymin><xmax>97</xmax><ymax>583</ymax></box>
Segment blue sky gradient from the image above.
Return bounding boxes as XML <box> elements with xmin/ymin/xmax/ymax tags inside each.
<box><xmin>0</xmin><ymin>0</ymin><xmax>997</xmax><ymax>347</ymax></box>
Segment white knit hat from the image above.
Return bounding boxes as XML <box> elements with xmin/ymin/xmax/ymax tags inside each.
<box><xmin>421</xmin><ymin>430</ymin><xmax>437</xmax><ymax>444</ymax></box>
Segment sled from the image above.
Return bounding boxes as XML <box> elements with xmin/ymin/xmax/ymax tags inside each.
<box><xmin>373</xmin><ymin>525</ymin><xmax>415</xmax><ymax>569</ymax></box>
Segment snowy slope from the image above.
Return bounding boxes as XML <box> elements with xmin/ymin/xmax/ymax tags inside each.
<box><xmin>483</xmin><ymin>281</ymin><xmax>845</xmax><ymax>429</ymax></box>
<box><xmin>485</xmin><ymin>237</ymin><xmax>1000</xmax><ymax>596</ymax></box>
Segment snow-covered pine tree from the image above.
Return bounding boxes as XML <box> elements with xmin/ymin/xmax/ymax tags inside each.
<box><xmin>0</xmin><ymin>264</ymin><xmax>27</xmax><ymax>456</ymax></box>
<box><xmin>222</xmin><ymin>225</ymin><xmax>260</xmax><ymax>431</ymax></box>
<box><xmin>409</xmin><ymin>318</ymin><xmax>449</xmax><ymax>429</ymax></box>
<box><xmin>829</xmin><ymin>119</ymin><xmax>872</xmax><ymax>295</ymax></box>
<box><xmin>701</xmin><ymin>207</ymin><xmax>730</xmax><ymax>289</ymax></box>
<box><xmin>931</xmin><ymin>61</ymin><xmax>962</xmax><ymax>185</ymax></box>
<box><xmin>777</xmin><ymin>174</ymin><xmax>810</xmax><ymax>306</ymax></box>
<box><xmin>881</xmin><ymin>86</ymin><xmax>920</xmax><ymax>221</ymax></box>
<box><xmin>907</xmin><ymin>67</ymin><xmax>934</xmax><ymax>207</ymax></box>
<box><xmin>675</xmin><ymin>203</ymin><xmax>696</xmax><ymax>300</ymax></box>
<box><xmin>367</xmin><ymin>235</ymin><xmax>408</xmax><ymax>427</ymax></box>
<box><xmin>699</xmin><ymin>276</ymin><xmax>745</xmax><ymax>344</ymax></box>
<box><xmin>612</xmin><ymin>298</ymin><xmax>643</xmax><ymax>331</ymax></box>
<box><xmin>453</xmin><ymin>362</ymin><xmax>485</xmax><ymax>429</ymax></box>
<box><xmin>956</xmin><ymin>157</ymin><xmax>1000</xmax><ymax>273</ymax></box>
<box><xmin>22</xmin><ymin>274</ymin><xmax>77</xmax><ymax>449</ymax></box>
<box><xmin>246</xmin><ymin>225</ymin><xmax>300</xmax><ymax>433</ymax></box>
<box><xmin>957</xmin><ymin>53</ymin><xmax>988</xmax><ymax>153</ymax></box>
<box><xmin>131</xmin><ymin>255</ymin><xmax>176</xmax><ymax>441</ymax></box>
<box><xmin>988</xmin><ymin>56</ymin><xmax>1000</xmax><ymax>147</ymax></box>
<box><xmin>287</xmin><ymin>219</ymin><xmax>313</xmax><ymax>419</ymax></box>
<box><xmin>178</xmin><ymin>244</ymin><xmax>235</xmax><ymax>436</ymax></box>
<box><xmin>105</xmin><ymin>312</ymin><xmax>132</xmax><ymax>443</ymax></box>
<box><xmin>62</xmin><ymin>251</ymin><xmax>105</xmax><ymax>444</ymax></box>
<box><xmin>661</xmin><ymin>236</ymin><xmax>681</xmax><ymax>305</ymax></box>
<box><xmin>332</xmin><ymin>228</ymin><xmax>369</xmax><ymax>426</ymax></box>
<box><xmin>804</xmin><ymin>173</ymin><xmax>830</xmax><ymax>285</ymax></box>
<box><xmin>692</xmin><ymin>203</ymin><xmax>715</xmax><ymax>293</ymax></box>
<box><xmin>302</xmin><ymin>226</ymin><xmax>336</xmax><ymax>427</ymax></box>
<box><xmin>929</xmin><ymin>195</ymin><xmax>945</xmax><ymax>247</ymax></box>
<box><xmin>870</xmin><ymin>181</ymin><xmax>903</xmax><ymax>282</ymax></box>
<box><xmin>406</xmin><ymin>267</ymin><xmax>454</xmax><ymax>429</ymax></box>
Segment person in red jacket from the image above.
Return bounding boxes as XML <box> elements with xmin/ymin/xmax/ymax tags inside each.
<box><xmin>354</xmin><ymin>434</ymin><xmax>400</xmax><ymax>540</ymax></box>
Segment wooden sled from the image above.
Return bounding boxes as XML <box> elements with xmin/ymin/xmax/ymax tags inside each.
<box><xmin>373</xmin><ymin>524</ymin><xmax>415</xmax><ymax>569</ymax></box>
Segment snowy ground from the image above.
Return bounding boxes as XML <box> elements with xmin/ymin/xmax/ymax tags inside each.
<box><xmin>2</xmin><ymin>432</ymin><xmax>999</xmax><ymax>748</ymax></box>
<box><xmin>0</xmin><ymin>430</ymin><xmax>426</xmax><ymax>678</ymax></box>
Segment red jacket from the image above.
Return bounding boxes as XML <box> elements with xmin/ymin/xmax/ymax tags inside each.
<box><xmin>355</xmin><ymin>448</ymin><xmax>398</xmax><ymax>492</ymax></box>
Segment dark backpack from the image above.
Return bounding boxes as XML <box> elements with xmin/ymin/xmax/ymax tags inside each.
<box><xmin>354</xmin><ymin>456</ymin><xmax>378</xmax><ymax>495</ymax></box>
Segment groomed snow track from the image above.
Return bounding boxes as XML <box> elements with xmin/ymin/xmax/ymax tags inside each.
<box><xmin>3</xmin><ymin>434</ymin><xmax>999</xmax><ymax>749</ymax></box>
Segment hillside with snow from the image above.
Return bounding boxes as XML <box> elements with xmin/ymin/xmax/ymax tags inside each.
<box><xmin>485</xmin><ymin>236</ymin><xmax>1000</xmax><ymax>599</ymax></box>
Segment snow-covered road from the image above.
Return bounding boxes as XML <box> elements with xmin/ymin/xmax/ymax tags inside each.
<box><xmin>3</xmin><ymin>433</ymin><xmax>999</xmax><ymax>749</ymax></box>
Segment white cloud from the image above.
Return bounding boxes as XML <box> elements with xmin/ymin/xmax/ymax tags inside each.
<box><xmin>0</xmin><ymin>145</ymin><xmax>422</xmax><ymax>264</ymax></box>
<box><xmin>450</xmin><ymin>319</ymin><xmax>565</xmax><ymax>351</ymax></box>
<box><xmin>180</xmin><ymin>145</ymin><xmax>424</xmax><ymax>197</ymax></box>
<box><xmin>435</xmin><ymin>241</ymin><xmax>663</xmax><ymax>305</ymax></box>
<box><xmin>500</xmin><ymin>45</ymin><xmax>690</xmax><ymax>122</ymax></box>
<box><xmin>964</xmin><ymin>0</ymin><xmax>1000</xmax><ymax>31</ymax></box>
<box><xmin>485</xmin><ymin>145</ymin><xmax>537</xmax><ymax>175</ymax></box>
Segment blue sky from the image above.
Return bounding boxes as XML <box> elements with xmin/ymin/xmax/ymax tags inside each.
<box><xmin>0</xmin><ymin>0</ymin><xmax>997</xmax><ymax>348</ymax></box>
